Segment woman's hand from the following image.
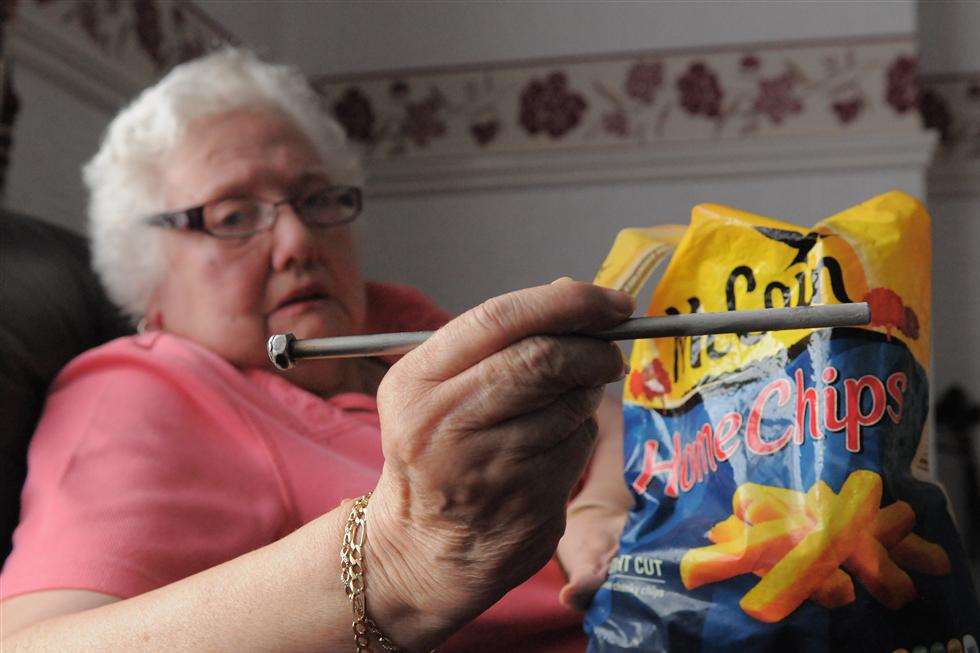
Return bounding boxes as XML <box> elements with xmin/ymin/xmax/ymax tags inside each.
<box><xmin>368</xmin><ymin>279</ymin><xmax>633</xmax><ymax>649</ymax></box>
<box><xmin>557</xmin><ymin>393</ymin><xmax>632</xmax><ymax>612</ymax></box>
<box><xmin>557</xmin><ymin>503</ymin><xmax>628</xmax><ymax>611</ymax></box>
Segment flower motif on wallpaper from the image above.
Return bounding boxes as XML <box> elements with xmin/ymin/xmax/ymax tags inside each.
<box><xmin>578</xmin><ymin>51</ymin><xmax>900</xmax><ymax>143</ymax></box>
<box><xmin>330</xmin><ymin>83</ymin><xmax>449</xmax><ymax>154</ymax></box>
<box><xmin>519</xmin><ymin>71</ymin><xmax>588</xmax><ymax>139</ymax></box>
<box><xmin>27</xmin><ymin>0</ymin><xmax>231</xmax><ymax>72</ymax></box>
<box><xmin>402</xmin><ymin>91</ymin><xmax>447</xmax><ymax>147</ymax></box>
<box><xmin>831</xmin><ymin>97</ymin><xmax>865</xmax><ymax>125</ymax></box>
<box><xmin>752</xmin><ymin>70</ymin><xmax>803</xmax><ymax>125</ymax></box>
<box><xmin>326</xmin><ymin>76</ymin><xmax>513</xmax><ymax>154</ymax></box>
<box><xmin>314</xmin><ymin>39</ymin><xmax>936</xmax><ymax>159</ymax></box>
<box><xmin>602</xmin><ymin>110</ymin><xmax>630</xmax><ymax>137</ymax></box>
<box><xmin>740</xmin><ymin>54</ymin><xmax>761</xmax><ymax>72</ymax></box>
<box><xmin>677</xmin><ymin>61</ymin><xmax>724</xmax><ymax>119</ymax></box>
<box><xmin>589</xmin><ymin>59</ymin><xmax>668</xmax><ymax>141</ymax></box>
<box><xmin>470</xmin><ymin>118</ymin><xmax>500</xmax><ymax>146</ymax></box>
<box><xmin>625</xmin><ymin>62</ymin><xmax>664</xmax><ymax>105</ymax></box>
<box><xmin>332</xmin><ymin>87</ymin><xmax>376</xmax><ymax>143</ymax></box>
<box><xmin>885</xmin><ymin>55</ymin><xmax>919</xmax><ymax>114</ymax></box>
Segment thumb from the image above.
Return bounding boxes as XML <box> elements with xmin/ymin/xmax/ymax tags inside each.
<box><xmin>559</xmin><ymin>564</ymin><xmax>609</xmax><ymax>612</ymax></box>
<box><xmin>399</xmin><ymin>280</ymin><xmax>633</xmax><ymax>382</ymax></box>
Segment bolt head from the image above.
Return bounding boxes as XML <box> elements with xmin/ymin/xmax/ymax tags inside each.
<box><xmin>267</xmin><ymin>333</ymin><xmax>296</xmax><ymax>370</ymax></box>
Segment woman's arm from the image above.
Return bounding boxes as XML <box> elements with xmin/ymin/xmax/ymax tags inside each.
<box><xmin>2</xmin><ymin>501</ymin><xmax>442</xmax><ymax>652</ymax></box>
<box><xmin>3</xmin><ymin>280</ymin><xmax>631</xmax><ymax>651</ymax></box>
<box><xmin>2</xmin><ymin>590</ymin><xmax>120</xmax><ymax>637</ymax></box>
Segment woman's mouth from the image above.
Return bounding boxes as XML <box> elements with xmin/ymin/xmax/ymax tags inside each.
<box><xmin>274</xmin><ymin>295</ymin><xmax>331</xmax><ymax>318</ymax></box>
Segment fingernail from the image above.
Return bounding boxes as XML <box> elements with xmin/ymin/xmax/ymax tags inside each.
<box><xmin>602</xmin><ymin>287</ymin><xmax>635</xmax><ymax>315</ymax></box>
<box><xmin>551</xmin><ymin>276</ymin><xmax>574</xmax><ymax>285</ymax></box>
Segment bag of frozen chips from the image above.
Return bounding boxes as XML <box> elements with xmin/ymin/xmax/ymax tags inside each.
<box><xmin>585</xmin><ymin>191</ymin><xmax>980</xmax><ymax>652</ymax></box>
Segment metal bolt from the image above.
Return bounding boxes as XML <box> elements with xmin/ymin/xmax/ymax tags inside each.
<box><xmin>267</xmin><ymin>333</ymin><xmax>296</xmax><ymax>370</ymax></box>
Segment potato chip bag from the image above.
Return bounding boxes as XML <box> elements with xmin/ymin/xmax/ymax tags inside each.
<box><xmin>585</xmin><ymin>191</ymin><xmax>980</xmax><ymax>652</ymax></box>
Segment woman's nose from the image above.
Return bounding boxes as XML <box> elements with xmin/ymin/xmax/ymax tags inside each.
<box><xmin>270</xmin><ymin>203</ymin><xmax>317</xmax><ymax>271</ymax></box>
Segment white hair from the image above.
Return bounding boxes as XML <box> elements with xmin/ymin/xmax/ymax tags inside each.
<box><xmin>84</xmin><ymin>47</ymin><xmax>363</xmax><ymax>323</ymax></box>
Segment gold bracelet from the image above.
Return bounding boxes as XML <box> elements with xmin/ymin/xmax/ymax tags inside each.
<box><xmin>340</xmin><ymin>492</ymin><xmax>407</xmax><ymax>653</ymax></box>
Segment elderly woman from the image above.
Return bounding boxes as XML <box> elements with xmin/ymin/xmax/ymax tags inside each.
<box><xmin>0</xmin><ymin>50</ymin><xmax>631</xmax><ymax>651</ymax></box>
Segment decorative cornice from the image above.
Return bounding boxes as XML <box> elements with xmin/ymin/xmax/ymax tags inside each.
<box><xmin>313</xmin><ymin>34</ymin><xmax>932</xmax><ymax>195</ymax></box>
<box><xmin>8</xmin><ymin>0</ymin><xmax>236</xmax><ymax>113</ymax></box>
<box><xmin>362</xmin><ymin>131</ymin><xmax>936</xmax><ymax>197</ymax></box>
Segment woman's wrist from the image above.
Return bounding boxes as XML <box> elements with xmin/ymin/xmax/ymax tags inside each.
<box><xmin>346</xmin><ymin>488</ymin><xmax>457</xmax><ymax>652</ymax></box>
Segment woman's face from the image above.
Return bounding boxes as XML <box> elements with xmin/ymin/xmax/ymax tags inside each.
<box><xmin>148</xmin><ymin>108</ymin><xmax>367</xmax><ymax>387</ymax></box>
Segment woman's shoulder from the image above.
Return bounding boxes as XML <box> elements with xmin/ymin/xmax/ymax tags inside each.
<box><xmin>33</xmin><ymin>332</ymin><xmax>282</xmax><ymax>484</ymax></box>
<box><xmin>42</xmin><ymin>332</ymin><xmax>259</xmax><ymax>445</ymax></box>
<box><xmin>52</xmin><ymin>331</ymin><xmax>242</xmax><ymax>393</ymax></box>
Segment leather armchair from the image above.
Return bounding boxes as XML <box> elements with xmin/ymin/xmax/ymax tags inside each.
<box><xmin>0</xmin><ymin>210</ymin><xmax>131</xmax><ymax>563</ymax></box>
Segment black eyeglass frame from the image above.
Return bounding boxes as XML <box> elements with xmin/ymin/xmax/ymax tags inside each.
<box><xmin>144</xmin><ymin>185</ymin><xmax>363</xmax><ymax>239</ymax></box>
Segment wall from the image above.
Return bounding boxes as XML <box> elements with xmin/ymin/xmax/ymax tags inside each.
<box><xmin>3</xmin><ymin>64</ymin><xmax>109</xmax><ymax>231</ymax></box>
<box><xmin>4</xmin><ymin>0</ymin><xmax>244</xmax><ymax>232</ymax></box>
<box><xmin>277</xmin><ymin>0</ymin><xmax>914</xmax><ymax>75</ymax></box>
<box><xmin>358</xmin><ymin>170</ymin><xmax>926</xmax><ymax>313</ymax></box>
<box><xmin>273</xmin><ymin>0</ymin><xmax>920</xmax><ymax>312</ymax></box>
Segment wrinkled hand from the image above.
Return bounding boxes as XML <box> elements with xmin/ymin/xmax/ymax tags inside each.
<box><xmin>368</xmin><ymin>279</ymin><xmax>632</xmax><ymax>649</ymax></box>
<box><xmin>557</xmin><ymin>503</ymin><xmax>628</xmax><ymax>611</ymax></box>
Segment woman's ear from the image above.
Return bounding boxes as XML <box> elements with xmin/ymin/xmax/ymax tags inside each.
<box><xmin>141</xmin><ymin>290</ymin><xmax>165</xmax><ymax>332</ymax></box>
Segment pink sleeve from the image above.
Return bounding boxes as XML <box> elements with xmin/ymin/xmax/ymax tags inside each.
<box><xmin>0</xmin><ymin>345</ymin><xmax>288</xmax><ymax>600</ymax></box>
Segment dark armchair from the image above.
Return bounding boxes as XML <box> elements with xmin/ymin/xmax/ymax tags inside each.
<box><xmin>0</xmin><ymin>210</ymin><xmax>131</xmax><ymax>562</ymax></box>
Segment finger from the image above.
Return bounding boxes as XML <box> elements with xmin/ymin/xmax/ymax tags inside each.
<box><xmin>453</xmin><ymin>388</ymin><xmax>604</xmax><ymax>476</ymax></box>
<box><xmin>450</xmin><ymin>413</ymin><xmax>599</xmax><ymax>530</ymax></box>
<box><xmin>507</xmin><ymin>414</ymin><xmax>601</xmax><ymax>515</ymax></box>
<box><xmin>559</xmin><ymin>568</ymin><xmax>609</xmax><ymax>612</ymax></box>
<box><xmin>438</xmin><ymin>336</ymin><xmax>625</xmax><ymax>429</ymax></box>
<box><xmin>399</xmin><ymin>281</ymin><xmax>634</xmax><ymax>383</ymax></box>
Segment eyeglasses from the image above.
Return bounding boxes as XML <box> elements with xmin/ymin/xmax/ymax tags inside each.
<box><xmin>144</xmin><ymin>186</ymin><xmax>362</xmax><ymax>239</ymax></box>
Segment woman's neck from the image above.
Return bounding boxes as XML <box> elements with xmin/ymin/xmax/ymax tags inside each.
<box><xmin>282</xmin><ymin>357</ymin><xmax>387</xmax><ymax>398</ymax></box>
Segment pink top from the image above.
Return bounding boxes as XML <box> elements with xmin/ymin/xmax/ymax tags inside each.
<box><xmin>1</xmin><ymin>283</ymin><xmax>585</xmax><ymax>652</ymax></box>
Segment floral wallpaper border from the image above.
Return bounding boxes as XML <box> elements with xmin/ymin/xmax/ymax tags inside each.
<box><xmin>10</xmin><ymin>0</ymin><xmax>237</xmax><ymax>83</ymax></box>
<box><xmin>312</xmin><ymin>34</ymin><xmax>928</xmax><ymax>162</ymax></box>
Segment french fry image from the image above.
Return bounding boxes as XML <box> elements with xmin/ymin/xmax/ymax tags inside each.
<box><xmin>753</xmin><ymin>565</ymin><xmax>855</xmax><ymax>609</ymax></box>
<box><xmin>739</xmin><ymin>470</ymin><xmax>882</xmax><ymax>623</ymax></box>
<box><xmin>707</xmin><ymin>514</ymin><xmax>748</xmax><ymax>544</ymax></box>
<box><xmin>708</xmin><ymin>481</ymin><xmax>855</xmax><ymax>608</ymax></box>
<box><xmin>810</xmin><ymin>568</ymin><xmax>856</xmax><ymax>609</ymax></box>
<box><xmin>843</xmin><ymin>532</ymin><xmax>916</xmax><ymax>610</ymax></box>
<box><xmin>695</xmin><ymin>472</ymin><xmax>949</xmax><ymax>622</ymax></box>
<box><xmin>890</xmin><ymin>533</ymin><xmax>952</xmax><ymax>575</ymax></box>
<box><xmin>732</xmin><ymin>483</ymin><xmax>801</xmax><ymax>523</ymax></box>
<box><xmin>872</xmin><ymin>501</ymin><xmax>915</xmax><ymax>548</ymax></box>
<box><xmin>712</xmin><ymin>512</ymin><xmax>855</xmax><ymax>607</ymax></box>
<box><xmin>758</xmin><ymin>484</ymin><xmax>807</xmax><ymax>516</ymax></box>
<box><xmin>681</xmin><ymin>516</ymin><xmax>809</xmax><ymax>590</ymax></box>
<box><xmin>812</xmin><ymin>487</ymin><xmax>917</xmax><ymax>609</ymax></box>
<box><xmin>804</xmin><ymin>480</ymin><xmax>836</xmax><ymax>522</ymax></box>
